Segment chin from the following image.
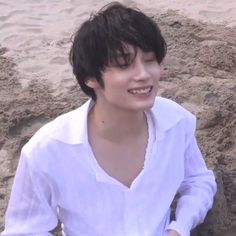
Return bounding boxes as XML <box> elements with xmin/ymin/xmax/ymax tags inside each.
<box><xmin>134</xmin><ymin>99</ymin><xmax>156</xmax><ymax>112</ymax></box>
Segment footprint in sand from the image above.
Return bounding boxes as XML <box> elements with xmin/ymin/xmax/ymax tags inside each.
<box><xmin>50</xmin><ymin>56</ymin><xmax>68</xmax><ymax>65</ymax></box>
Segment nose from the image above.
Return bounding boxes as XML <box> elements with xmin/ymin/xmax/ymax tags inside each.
<box><xmin>133</xmin><ymin>60</ymin><xmax>150</xmax><ymax>81</ymax></box>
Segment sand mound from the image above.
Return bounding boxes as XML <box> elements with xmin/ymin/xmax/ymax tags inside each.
<box><xmin>156</xmin><ymin>11</ymin><xmax>236</xmax><ymax>234</ymax></box>
<box><xmin>0</xmin><ymin>9</ymin><xmax>236</xmax><ymax>236</ymax></box>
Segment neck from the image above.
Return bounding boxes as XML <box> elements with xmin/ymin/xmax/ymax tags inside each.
<box><xmin>88</xmin><ymin>102</ymin><xmax>147</xmax><ymax>142</ymax></box>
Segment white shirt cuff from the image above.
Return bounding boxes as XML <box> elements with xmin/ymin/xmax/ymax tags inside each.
<box><xmin>166</xmin><ymin>220</ymin><xmax>191</xmax><ymax>236</ymax></box>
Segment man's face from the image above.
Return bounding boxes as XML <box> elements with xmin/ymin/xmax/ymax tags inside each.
<box><xmin>89</xmin><ymin>45</ymin><xmax>161</xmax><ymax>113</ymax></box>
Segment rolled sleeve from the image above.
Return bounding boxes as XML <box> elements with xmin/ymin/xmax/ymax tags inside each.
<box><xmin>167</xmin><ymin>135</ymin><xmax>217</xmax><ymax>236</ymax></box>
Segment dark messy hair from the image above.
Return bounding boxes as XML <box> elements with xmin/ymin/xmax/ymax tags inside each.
<box><xmin>69</xmin><ymin>2</ymin><xmax>167</xmax><ymax>100</ymax></box>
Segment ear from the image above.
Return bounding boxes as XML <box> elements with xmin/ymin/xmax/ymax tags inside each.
<box><xmin>85</xmin><ymin>77</ymin><xmax>99</xmax><ymax>89</ymax></box>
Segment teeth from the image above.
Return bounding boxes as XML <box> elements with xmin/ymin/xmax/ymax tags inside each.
<box><xmin>129</xmin><ymin>87</ymin><xmax>152</xmax><ymax>94</ymax></box>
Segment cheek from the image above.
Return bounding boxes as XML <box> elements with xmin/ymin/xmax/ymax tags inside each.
<box><xmin>152</xmin><ymin>67</ymin><xmax>161</xmax><ymax>80</ymax></box>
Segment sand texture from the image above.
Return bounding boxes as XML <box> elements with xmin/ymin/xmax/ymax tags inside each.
<box><xmin>0</xmin><ymin>0</ymin><xmax>236</xmax><ymax>235</ymax></box>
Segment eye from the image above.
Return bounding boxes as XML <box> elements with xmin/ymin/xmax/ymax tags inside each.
<box><xmin>109</xmin><ymin>56</ymin><xmax>132</xmax><ymax>69</ymax></box>
<box><xmin>144</xmin><ymin>52</ymin><xmax>156</xmax><ymax>62</ymax></box>
<box><xmin>109</xmin><ymin>61</ymin><xmax>130</xmax><ymax>69</ymax></box>
<box><xmin>145</xmin><ymin>58</ymin><xmax>156</xmax><ymax>62</ymax></box>
<box><xmin>119</xmin><ymin>63</ymin><xmax>130</xmax><ymax>69</ymax></box>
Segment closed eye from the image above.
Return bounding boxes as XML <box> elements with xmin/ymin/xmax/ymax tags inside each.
<box><xmin>145</xmin><ymin>57</ymin><xmax>156</xmax><ymax>62</ymax></box>
<box><xmin>109</xmin><ymin>55</ymin><xmax>133</xmax><ymax>69</ymax></box>
<box><xmin>143</xmin><ymin>52</ymin><xmax>156</xmax><ymax>62</ymax></box>
<box><xmin>109</xmin><ymin>61</ymin><xmax>130</xmax><ymax>69</ymax></box>
<box><xmin>119</xmin><ymin>63</ymin><xmax>130</xmax><ymax>69</ymax></box>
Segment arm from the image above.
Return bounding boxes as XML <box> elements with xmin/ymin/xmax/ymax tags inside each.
<box><xmin>1</xmin><ymin>150</ymin><xmax>58</xmax><ymax>235</ymax></box>
<box><xmin>166</xmin><ymin>135</ymin><xmax>217</xmax><ymax>236</ymax></box>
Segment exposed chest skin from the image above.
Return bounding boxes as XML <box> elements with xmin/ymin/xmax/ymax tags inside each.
<box><xmin>88</xmin><ymin>125</ymin><xmax>148</xmax><ymax>188</ymax></box>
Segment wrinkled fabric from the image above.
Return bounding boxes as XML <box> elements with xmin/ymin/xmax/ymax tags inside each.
<box><xmin>1</xmin><ymin>97</ymin><xmax>216</xmax><ymax>236</ymax></box>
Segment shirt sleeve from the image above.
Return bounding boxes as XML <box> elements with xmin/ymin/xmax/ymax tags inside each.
<box><xmin>1</xmin><ymin>150</ymin><xmax>58</xmax><ymax>235</ymax></box>
<box><xmin>166</xmin><ymin>117</ymin><xmax>217</xmax><ymax>236</ymax></box>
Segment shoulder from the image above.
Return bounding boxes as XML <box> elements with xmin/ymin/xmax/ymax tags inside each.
<box><xmin>22</xmin><ymin>99</ymin><xmax>91</xmax><ymax>155</ymax></box>
<box><xmin>152</xmin><ymin>97</ymin><xmax>192</xmax><ymax>115</ymax></box>
<box><xmin>151</xmin><ymin>96</ymin><xmax>196</xmax><ymax>132</ymax></box>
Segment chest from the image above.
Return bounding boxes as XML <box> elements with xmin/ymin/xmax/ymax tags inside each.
<box><xmin>89</xmin><ymin>136</ymin><xmax>148</xmax><ymax>188</ymax></box>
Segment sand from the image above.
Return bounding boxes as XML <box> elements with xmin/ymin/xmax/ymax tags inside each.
<box><xmin>0</xmin><ymin>0</ymin><xmax>236</xmax><ymax>235</ymax></box>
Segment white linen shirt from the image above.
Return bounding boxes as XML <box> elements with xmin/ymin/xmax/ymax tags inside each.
<box><xmin>1</xmin><ymin>97</ymin><xmax>216</xmax><ymax>236</ymax></box>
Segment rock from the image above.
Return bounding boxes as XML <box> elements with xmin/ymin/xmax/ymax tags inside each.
<box><xmin>192</xmin><ymin>169</ymin><xmax>231</xmax><ymax>235</ymax></box>
<box><xmin>231</xmin><ymin>203</ymin><xmax>236</xmax><ymax>214</ymax></box>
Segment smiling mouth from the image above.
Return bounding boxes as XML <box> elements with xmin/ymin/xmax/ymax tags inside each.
<box><xmin>128</xmin><ymin>86</ymin><xmax>153</xmax><ymax>94</ymax></box>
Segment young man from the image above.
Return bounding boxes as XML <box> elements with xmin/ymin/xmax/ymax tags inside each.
<box><xmin>1</xmin><ymin>2</ymin><xmax>216</xmax><ymax>236</ymax></box>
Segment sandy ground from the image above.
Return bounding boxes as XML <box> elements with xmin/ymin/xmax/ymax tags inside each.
<box><xmin>0</xmin><ymin>0</ymin><xmax>236</xmax><ymax>235</ymax></box>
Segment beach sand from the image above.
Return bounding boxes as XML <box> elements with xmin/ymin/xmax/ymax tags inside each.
<box><xmin>0</xmin><ymin>0</ymin><xmax>236</xmax><ymax>235</ymax></box>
